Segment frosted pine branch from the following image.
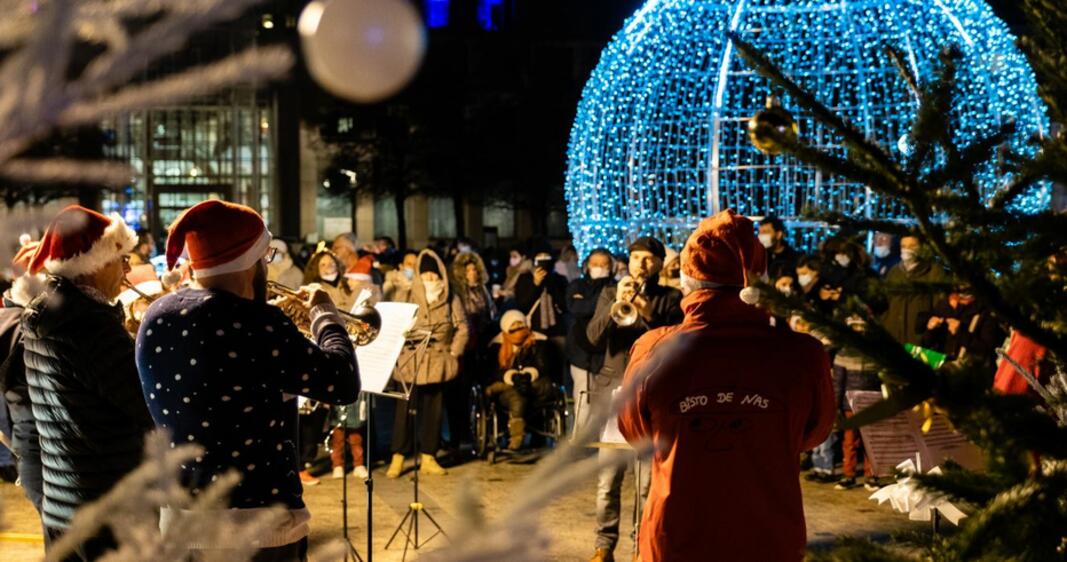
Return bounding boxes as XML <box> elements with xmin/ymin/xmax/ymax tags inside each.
<box><xmin>0</xmin><ymin>158</ymin><xmax>134</xmax><ymax>186</ymax></box>
<box><xmin>0</xmin><ymin>0</ymin><xmax>291</xmax><ymax>191</ymax></box>
<box><xmin>60</xmin><ymin>46</ymin><xmax>295</xmax><ymax>127</ymax></box>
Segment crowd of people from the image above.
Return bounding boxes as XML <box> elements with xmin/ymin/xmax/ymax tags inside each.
<box><xmin>0</xmin><ymin>201</ymin><xmax>1047</xmax><ymax>562</ymax></box>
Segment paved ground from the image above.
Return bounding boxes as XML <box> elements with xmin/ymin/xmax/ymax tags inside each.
<box><xmin>0</xmin><ymin>451</ymin><xmax>926</xmax><ymax>562</ymax></box>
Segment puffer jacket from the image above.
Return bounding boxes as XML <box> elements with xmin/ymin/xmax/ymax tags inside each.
<box><xmin>20</xmin><ymin>276</ymin><xmax>155</xmax><ymax>529</ymax></box>
<box><xmin>451</xmin><ymin>252</ymin><xmax>497</xmax><ymax>350</ymax></box>
<box><xmin>393</xmin><ymin>250</ymin><xmax>470</xmax><ymax>386</ymax></box>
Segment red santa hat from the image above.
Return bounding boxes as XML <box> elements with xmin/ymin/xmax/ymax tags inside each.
<box><xmin>345</xmin><ymin>254</ymin><xmax>375</xmax><ymax>282</ymax></box>
<box><xmin>166</xmin><ymin>200</ymin><xmax>271</xmax><ymax>278</ymax></box>
<box><xmin>681</xmin><ymin>209</ymin><xmax>767</xmax><ymax>303</ymax></box>
<box><xmin>27</xmin><ymin>205</ymin><xmax>137</xmax><ymax>278</ymax></box>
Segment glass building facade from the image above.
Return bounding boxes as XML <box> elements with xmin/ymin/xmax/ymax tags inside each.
<box><xmin>100</xmin><ymin>87</ymin><xmax>276</xmax><ymax>238</ymax></box>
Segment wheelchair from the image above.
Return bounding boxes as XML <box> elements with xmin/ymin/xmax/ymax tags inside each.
<box><xmin>469</xmin><ymin>378</ymin><xmax>569</xmax><ymax>464</ymax></box>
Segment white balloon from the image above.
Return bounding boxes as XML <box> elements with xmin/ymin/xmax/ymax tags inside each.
<box><xmin>299</xmin><ymin>0</ymin><xmax>426</xmax><ymax>103</ymax></box>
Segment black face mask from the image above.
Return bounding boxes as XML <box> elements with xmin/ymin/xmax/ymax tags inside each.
<box><xmin>253</xmin><ymin>261</ymin><xmax>268</xmax><ymax>303</ymax></box>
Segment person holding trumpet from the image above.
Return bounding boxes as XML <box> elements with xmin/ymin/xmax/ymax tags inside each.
<box><xmin>136</xmin><ymin>200</ymin><xmax>360</xmax><ymax>562</ymax></box>
<box><xmin>584</xmin><ymin>236</ymin><xmax>682</xmax><ymax>562</ymax></box>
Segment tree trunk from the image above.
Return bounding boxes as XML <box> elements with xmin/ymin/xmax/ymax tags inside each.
<box><xmin>394</xmin><ymin>187</ymin><xmax>408</xmax><ymax>250</ymax></box>
<box><xmin>452</xmin><ymin>188</ymin><xmax>465</xmax><ymax>238</ymax></box>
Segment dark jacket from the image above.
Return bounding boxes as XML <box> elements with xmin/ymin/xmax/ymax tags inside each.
<box><xmin>137</xmin><ymin>287</ymin><xmax>359</xmax><ymax>511</ymax></box>
<box><xmin>919</xmin><ymin>297</ymin><xmax>1004</xmax><ymax>367</ymax></box>
<box><xmin>586</xmin><ymin>279</ymin><xmax>683</xmax><ymax>382</ymax></box>
<box><xmin>0</xmin><ymin>304</ymin><xmax>35</xmax><ymax>457</ymax></box>
<box><xmin>514</xmin><ymin>270</ymin><xmax>569</xmax><ymax>337</ymax></box>
<box><xmin>881</xmin><ymin>260</ymin><xmax>950</xmax><ymax>345</ymax></box>
<box><xmin>565</xmin><ymin>276</ymin><xmax>613</xmax><ymax>373</ymax></box>
<box><xmin>488</xmin><ymin>336</ymin><xmax>548</xmax><ymax>385</ymax></box>
<box><xmin>451</xmin><ymin>252</ymin><xmax>497</xmax><ymax>351</ymax></box>
<box><xmin>21</xmin><ymin>276</ymin><xmax>155</xmax><ymax>528</ymax></box>
<box><xmin>767</xmin><ymin>244</ymin><xmax>800</xmax><ymax>282</ymax></box>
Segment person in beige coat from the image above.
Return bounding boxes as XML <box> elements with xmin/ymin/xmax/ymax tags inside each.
<box><xmin>387</xmin><ymin>250</ymin><xmax>469</xmax><ymax>477</ymax></box>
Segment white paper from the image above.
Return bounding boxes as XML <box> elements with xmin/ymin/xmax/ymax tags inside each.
<box><xmin>599</xmin><ymin>388</ymin><xmax>628</xmax><ymax>445</ymax></box>
<box><xmin>354</xmin><ymin>302</ymin><xmax>419</xmax><ymax>395</ymax></box>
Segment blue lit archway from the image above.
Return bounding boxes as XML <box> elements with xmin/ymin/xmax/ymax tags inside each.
<box><xmin>564</xmin><ymin>0</ymin><xmax>1047</xmax><ymax>257</ymax></box>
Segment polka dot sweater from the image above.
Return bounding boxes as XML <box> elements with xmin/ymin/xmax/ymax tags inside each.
<box><xmin>135</xmin><ymin>288</ymin><xmax>359</xmax><ymax>510</ymax></box>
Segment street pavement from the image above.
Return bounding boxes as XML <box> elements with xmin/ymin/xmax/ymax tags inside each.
<box><xmin>1</xmin><ymin>451</ymin><xmax>927</xmax><ymax>561</ymax></box>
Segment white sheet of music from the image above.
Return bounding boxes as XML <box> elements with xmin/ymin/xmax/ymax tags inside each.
<box><xmin>354</xmin><ymin>302</ymin><xmax>419</xmax><ymax>395</ymax></box>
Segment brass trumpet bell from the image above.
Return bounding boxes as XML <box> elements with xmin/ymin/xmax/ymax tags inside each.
<box><xmin>610</xmin><ymin>300</ymin><xmax>639</xmax><ymax>327</ymax></box>
<box><xmin>267</xmin><ymin>281</ymin><xmax>381</xmax><ymax>346</ymax></box>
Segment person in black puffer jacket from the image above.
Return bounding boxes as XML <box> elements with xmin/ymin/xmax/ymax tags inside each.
<box><xmin>1</xmin><ymin>242</ymin><xmax>47</xmax><ymax>524</ymax></box>
<box><xmin>19</xmin><ymin>206</ymin><xmax>153</xmax><ymax>560</ymax></box>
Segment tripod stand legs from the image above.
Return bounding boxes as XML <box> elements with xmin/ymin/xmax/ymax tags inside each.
<box><xmin>384</xmin><ymin>501</ymin><xmax>448</xmax><ymax>561</ymax></box>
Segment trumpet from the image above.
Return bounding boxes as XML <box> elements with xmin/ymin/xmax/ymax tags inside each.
<box><xmin>121</xmin><ymin>278</ymin><xmax>162</xmax><ymax>334</ymax></box>
<box><xmin>267</xmin><ymin>281</ymin><xmax>381</xmax><ymax>346</ymax></box>
<box><xmin>610</xmin><ymin>277</ymin><xmax>646</xmax><ymax>327</ymax></box>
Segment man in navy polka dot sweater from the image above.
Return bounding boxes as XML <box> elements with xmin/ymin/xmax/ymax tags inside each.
<box><xmin>135</xmin><ymin>200</ymin><xmax>359</xmax><ymax>561</ymax></box>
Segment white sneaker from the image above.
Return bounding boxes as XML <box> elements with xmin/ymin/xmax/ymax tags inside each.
<box><xmin>352</xmin><ymin>466</ymin><xmax>369</xmax><ymax>480</ymax></box>
<box><xmin>332</xmin><ymin>466</ymin><xmax>345</xmax><ymax>479</ymax></box>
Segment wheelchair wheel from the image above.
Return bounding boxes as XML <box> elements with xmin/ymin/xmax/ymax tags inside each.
<box><xmin>470</xmin><ymin>386</ymin><xmax>490</xmax><ymax>459</ymax></box>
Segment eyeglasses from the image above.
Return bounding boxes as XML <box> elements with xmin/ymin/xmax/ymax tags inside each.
<box><xmin>265</xmin><ymin>247</ymin><xmax>279</xmax><ymax>264</ymax></box>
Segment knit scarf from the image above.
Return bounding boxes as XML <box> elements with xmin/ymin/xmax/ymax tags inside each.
<box><xmin>498</xmin><ymin>326</ymin><xmax>534</xmax><ymax>371</ymax></box>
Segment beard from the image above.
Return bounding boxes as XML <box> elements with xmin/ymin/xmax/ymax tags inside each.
<box><xmin>253</xmin><ymin>261</ymin><xmax>268</xmax><ymax>303</ymax></box>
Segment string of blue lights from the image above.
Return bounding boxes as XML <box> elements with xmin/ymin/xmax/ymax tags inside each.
<box><xmin>564</xmin><ymin>0</ymin><xmax>1049</xmax><ymax>257</ymax></box>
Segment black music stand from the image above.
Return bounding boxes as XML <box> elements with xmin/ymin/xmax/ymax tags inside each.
<box><xmin>332</xmin><ymin>402</ymin><xmax>365</xmax><ymax>562</ymax></box>
<box><xmin>383</xmin><ymin>330</ymin><xmax>448</xmax><ymax>561</ymax></box>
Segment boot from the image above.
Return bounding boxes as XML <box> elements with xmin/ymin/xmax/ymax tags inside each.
<box><xmin>419</xmin><ymin>454</ymin><xmax>448</xmax><ymax>475</ymax></box>
<box><xmin>507</xmin><ymin>418</ymin><xmax>526</xmax><ymax>451</ymax></box>
<box><xmin>589</xmin><ymin>547</ymin><xmax>614</xmax><ymax>562</ymax></box>
<box><xmin>386</xmin><ymin>454</ymin><xmax>404</xmax><ymax>479</ymax></box>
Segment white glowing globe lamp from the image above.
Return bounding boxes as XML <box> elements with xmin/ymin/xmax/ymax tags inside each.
<box><xmin>299</xmin><ymin>0</ymin><xmax>426</xmax><ymax>103</ymax></box>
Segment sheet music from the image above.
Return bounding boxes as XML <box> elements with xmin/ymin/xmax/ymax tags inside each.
<box><xmin>354</xmin><ymin>302</ymin><xmax>419</xmax><ymax>395</ymax></box>
<box><xmin>847</xmin><ymin>390</ymin><xmax>983</xmax><ymax>476</ymax></box>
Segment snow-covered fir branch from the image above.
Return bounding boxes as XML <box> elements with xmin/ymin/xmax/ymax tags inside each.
<box><xmin>0</xmin><ymin>0</ymin><xmax>292</xmax><ymax>185</ymax></box>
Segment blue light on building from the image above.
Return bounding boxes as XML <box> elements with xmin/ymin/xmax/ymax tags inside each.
<box><xmin>478</xmin><ymin>0</ymin><xmax>504</xmax><ymax>31</ymax></box>
<box><xmin>564</xmin><ymin>0</ymin><xmax>1049</xmax><ymax>257</ymax></box>
<box><xmin>426</xmin><ymin>0</ymin><xmax>449</xmax><ymax>28</ymax></box>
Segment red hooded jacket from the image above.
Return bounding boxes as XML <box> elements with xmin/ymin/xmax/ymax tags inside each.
<box><xmin>619</xmin><ymin>289</ymin><xmax>835</xmax><ymax>562</ymax></box>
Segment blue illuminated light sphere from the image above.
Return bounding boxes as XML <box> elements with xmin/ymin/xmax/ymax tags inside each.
<box><xmin>564</xmin><ymin>0</ymin><xmax>1048</xmax><ymax>257</ymax></box>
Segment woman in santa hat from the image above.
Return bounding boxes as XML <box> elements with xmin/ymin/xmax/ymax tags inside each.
<box><xmin>18</xmin><ymin>205</ymin><xmax>155</xmax><ymax>558</ymax></box>
<box><xmin>618</xmin><ymin>209</ymin><xmax>836</xmax><ymax>562</ymax></box>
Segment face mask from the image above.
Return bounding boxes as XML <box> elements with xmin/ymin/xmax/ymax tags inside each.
<box><xmin>758</xmin><ymin>233</ymin><xmax>774</xmax><ymax>249</ymax></box>
<box><xmin>900</xmin><ymin>249</ymin><xmax>917</xmax><ymax>264</ymax></box>
<box><xmin>457</xmin><ymin>244</ymin><xmax>472</xmax><ymax>254</ymax></box>
<box><xmin>798</xmin><ymin>273</ymin><xmax>814</xmax><ymax>287</ymax></box>
<box><xmin>423</xmin><ymin>279</ymin><xmax>445</xmax><ymax>303</ymax></box>
<box><xmin>321</xmin><ymin>272</ymin><xmax>339</xmax><ymax>283</ymax></box>
<box><xmin>778</xmin><ymin>285</ymin><xmax>792</xmax><ymax>296</ymax></box>
<box><xmin>509</xmin><ymin>256</ymin><xmax>522</xmax><ymax>268</ymax></box>
<box><xmin>835</xmin><ymin>253</ymin><xmax>851</xmax><ymax>268</ymax></box>
<box><xmin>402</xmin><ymin>267</ymin><xmax>414</xmax><ymax>280</ymax></box>
<box><xmin>589</xmin><ymin>266</ymin><xmax>610</xmax><ymax>280</ymax></box>
<box><xmin>873</xmin><ymin>245</ymin><xmax>890</xmax><ymax>259</ymax></box>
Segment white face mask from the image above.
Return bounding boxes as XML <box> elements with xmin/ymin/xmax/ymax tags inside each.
<box><xmin>423</xmin><ymin>279</ymin><xmax>445</xmax><ymax>303</ymax></box>
<box><xmin>588</xmin><ymin>266</ymin><xmax>610</xmax><ymax>280</ymax></box>
<box><xmin>778</xmin><ymin>285</ymin><xmax>792</xmax><ymax>296</ymax></box>
<box><xmin>320</xmin><ymin>272</ymin><xmax>339</xmax><ymax>283</ymax></box>
<box><xmin>900</xmin><ymin>249</ymin><xmax>917</xmax><ymax>264</ymax></box>
<box><xmin>758</xmin><ymin>233</ymin><xmax>775</xmax><ymax>249</ymax></box>
<box><xmin>509</xmin><ymin>256</ymin><xmax>522</xmax><ymax>268</ymax></box>
<box><xmin>835</xmin><ymin>253</ymin><xmax>851</xmax><ymax>268</ymax></box>
<box><xmin>873</xmin><ymin>245</ymin><xmax>891</xmax><ymax>259</ymax></box>
<box><xmin>798</xmin><ymin>273</ymin><xmax>814</xmax><ymax>287</ymax></box>
<box><xmin>458</xmin><ymin>244</ymin><xmax>472</xmax><ymax>254</ymax></box>
<box><xmin>402</xmin><ymin>267</ymin><xmax>414</xmax><ymax>280</ymax></box>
